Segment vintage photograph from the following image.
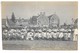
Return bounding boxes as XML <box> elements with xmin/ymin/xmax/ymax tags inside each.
<box><xmin>2</xmin><ymin>2</ymin><xmax>78</xmax><ymax>50</ymax></box>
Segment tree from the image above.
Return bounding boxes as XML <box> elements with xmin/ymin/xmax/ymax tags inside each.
<box><xmin>11</xmin><ymin>12</ymin><xmax>16</xmax><ymax>23</ymax></box>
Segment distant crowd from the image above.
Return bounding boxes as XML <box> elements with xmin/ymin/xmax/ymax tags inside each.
<box><xmin>2</xmin><ymin>28</ymin><xmax>74</xmax><ymax>41</ymax></box>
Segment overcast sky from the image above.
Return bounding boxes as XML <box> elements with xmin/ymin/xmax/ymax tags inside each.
<box><xmin>1</xmin><ymin>2</ymin><xmax>78</xmax><ymax>25</ymax></box>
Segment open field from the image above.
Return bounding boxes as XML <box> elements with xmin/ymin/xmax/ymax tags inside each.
<box><xmin>2</xmin><ymin>40</ymin><xmax>77</xmax><ymax>50</ymax></box>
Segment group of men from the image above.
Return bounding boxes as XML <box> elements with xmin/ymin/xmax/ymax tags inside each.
<box><xmin>2</xmin><ymin>28</ymin><xmax>72</xmax><ymax>41</ymax></box>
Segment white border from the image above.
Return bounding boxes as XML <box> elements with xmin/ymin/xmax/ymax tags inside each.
<box><xmin>0</xmin><ymin>0</ymin><xmax>79</xmax><ymax>53</ymax></box>
<box><xmin>0</xmin><ymin>0</ymin><xmax>78</xmax><ymax>1</ymax></box>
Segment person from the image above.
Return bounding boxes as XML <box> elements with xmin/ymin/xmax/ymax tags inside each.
<box><xmin>20</xmin><ymin>28</ymin><xmax>27</xmax><ymax>40</ymax></box>
<box><xmin>59</xmin><ymin>31</ymin><xmax>64</xmax><ymax>40</ymax></box>
<box><xmin>53</xmin><ymin>31</ymin><xmax>57</xmax><ymax>40</ymax></box>
<box><xmin>34</xmin><ymin>30</ymin><xmax>39</xmax><ymax>40</ymax></box>
<box><xmin>56</xmin><ymin>30</ymin><xmax>60</xmax><ymax>40</ymax></box>
<box><xmin>8</xmin><ymin>29</ymin><xmax>16</xmax><ymax>40</ymax></box>
<box><xmin>2</xmin><ymin>29</ymin><xmax>8</xmax><ymax>40</ymax></box>
<box><xmin>12</xmin><ymin>29</ymin><xmax>17</xmax><ymax>40</ymax></box>
<box><xmin>46</xmin><ymin>29</ymin><xmax>52</xmax><ymax>40</ymax></box>
<box><xmin>37</xmin><ymin>29</ymin><xmax>42</xmax><ymax>40</ymax></box>
<box><xmin>62</xmin><ymin>29</ymin><xmax>68</xmax><ymax>41</ymax></box>
<box><xmin>67</xmin><ymin>29</ymin><xmax>71</xmax><ymax>41</ymax></box>
<box><xmin>73</xmin><ymin>28</ymin><xmax>78</xmax><ymax>41</ymax></box>
<box><xmin>42</xmin><ymin>30</ymin><xmax>47</xmax><ymax>40</ymax></box>
<box><xmin>26</xmin><ymin>30</ymin><xmax>34</xmax><ymax>40</ymax></box>
<box><xmin>20</xmin><ymin>31</ymin><xmax>25</xmax><ymax>40</ymax></box>
<box><xmin>16</xmin><ymin>29</ymin><xmax>21</xmax><ymax>40</ymax></box>
<box><xmin>8</xmin><ymin>29</ymin><xmax>12</xmax><ymax>40</ymax></box>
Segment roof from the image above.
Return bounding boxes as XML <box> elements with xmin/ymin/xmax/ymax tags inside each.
<box><xmin>2</xmin><ymin>19</ymin><xmax>6</xmax><ymax>25</ymax></box>
<box><xmin>48</xmin><ymin>15</ymin><xmax>53</xmax><ymax>18</ymax></box>
<box><xmin>32</xmin><ymin>16</ymin><xmax>39</xmax><ymax>18</ymax></box>
<box><xmin>48</xmin><ymin>14</ymin><xmax>59</xmax><ymax>20</ymax></box>
<box><xmin>7</xmin><ymin>18</ymin><xmax>16</xmax><ymax>27</ymax></box>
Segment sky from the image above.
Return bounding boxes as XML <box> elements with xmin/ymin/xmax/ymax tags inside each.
<box><xmin>1</xmin><ymin>2</ymin><xmax>78</xmax><ymax>25</ymax></box>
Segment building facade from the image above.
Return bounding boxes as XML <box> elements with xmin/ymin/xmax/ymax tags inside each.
<box><xmin>37</xmin><ymin>12</ymin><xmax>49</xmax><ymax>27</ymax></box>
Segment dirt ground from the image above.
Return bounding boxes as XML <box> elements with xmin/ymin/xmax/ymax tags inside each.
<box><xmin>2</xmin><ymin>40</ymin><xmax>77</xmax><ymax>50</ymax></box>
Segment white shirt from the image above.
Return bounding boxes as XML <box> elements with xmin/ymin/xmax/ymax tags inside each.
<box><xmin>51</xmin><ymin>32</ymin><xmax>57</xmax><ymax>38</ymax></box>
<box><xmin>42</xmin><ymin>32</ymin><xmax>46</xmax><ymax>37</ymax></box>
<box><xmin>59</xmin><ymin>32</ymin><xmax>64</xmax><ymax>38</ymax></box>
<box><xmin>68</xmin><ymin>33</ymin><xmax>71</xmax><ymax>38</ymax></box>
<box><xmin>46</xmin><ymin>32</ymin><xmax>52</xmax><ymax>38</ymax></box>
<box><xmin>38</xmin><ymin>33</ymin><xmax>42</xmax><ymax>38</ymax></box>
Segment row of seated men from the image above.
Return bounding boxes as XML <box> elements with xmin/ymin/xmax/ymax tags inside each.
<box><xmin>2</xmin><ymin>28</ymin><xmax>73</xmax><ymax>41</ymax></box>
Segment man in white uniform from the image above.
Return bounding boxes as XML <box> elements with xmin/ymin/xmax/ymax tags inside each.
<box><xmin>34</xmin><ymin>30</ymin><xmax>38</xmax><ymax>40</ymax></box>
<box><xmin>67</xmin><ymin>29</ymin><xmax>71</xmax><ymax>41</ymax></box>
<box><xmin>3</xmin><ymin>29</ymin><xmax>8</xmax><ymax>40</ymax></box>
<box><xmin>37</xmin><ymin>29</ymin><xmax>42</xmax><ymax>40</ymax></box>
<box><xmin>59</xmin><ymin>31</ymin><xmax>64</xmax><ymax>40</ymax></box>
<box><xmin>54</xmin><ymin>31</ymin><xmax>57</xmax><ymax>40</ymax></box>
<box><xmin>42</xmin><ymin>30</ymin><xmax>47</xmax><ymax>40</ymax></box>
<box><xmin>73</xmin><ymin>28</ymin><xmax>78</xmax><ymax>41</ymax></box>
<box><xmin>46</xmin><ymin>29</ymin><xmax>52</xmax><ymax>40</ymax></box>
<box><xmin>8</xmin><ymin>29</ymin><xmax>16</xmax><ymax>40</ymax></box>
<box><xmin>26</xmin><ymin>30</ymin><xmax>34</xmax><ymax>40</ymax></box>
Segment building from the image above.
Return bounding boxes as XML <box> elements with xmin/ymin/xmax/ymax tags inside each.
<box><xmin>4</xmin><ymin>12</ymin><xmax>60</xmax><ymax>29</ymax></box>
<box><xmin>37</xmin><ymin>12</ymin><xmax>60</xmax><ymax>28</ymax></box>
<box><xmin>6</xmin><ymin>18</ymin><xmax>29</xmax><ymax>29</ymax></box>
<box><xmin>37</xmin><ymin>12</ymin><xmax>49</xmax><ymax>27</ymax></box>
<box><xmin>49</xmin><ymin>14</ymin><xmax>60</xmax><ymax>28</ymax></box>
<box><xmin>29</xmin><ymin>16</ymin><xmax>38</xmax><ymax>25</ymax></box>
<box><xmin>6</xmin><ymin>17</ymin><xmax>16</xmax><ymax>28</ymax></box>
<box><xmin>16</xmin><ymin>18</ymin><xmax>29</xmax><ymax>27</ymax></box>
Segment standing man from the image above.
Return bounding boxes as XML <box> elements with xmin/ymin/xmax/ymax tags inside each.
<box><xmin>73</xmin><ymin>28</ymin><xmax>78</xmax><ymax>41</ymax></box>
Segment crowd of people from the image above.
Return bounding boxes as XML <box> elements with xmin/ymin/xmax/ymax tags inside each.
<box><xmin>2</xmin><ymin>28</ymin><xmax>73</xmax><ymax>41</ymax></box>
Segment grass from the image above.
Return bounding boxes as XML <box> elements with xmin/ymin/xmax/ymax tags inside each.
<box><xmin>2</xmin><ymin>40</ymin><xmax>77</xmax><ymax>50</ymax></box>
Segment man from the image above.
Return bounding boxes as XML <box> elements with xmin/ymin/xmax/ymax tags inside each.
<box><xmin>42</xmin><ymin>30</ymin><xmax>47</xmax><ymax>40</ymax></box>
<box><xmin>12</xmin><ymin>29</ymin><xmax>17</xmax><ymax>40</ymax></box>
<box><xmin>26</xmin><ymin>30</ymin><xmax>34</xmax><ymax>40</ymax></box>
<box><xmin>59</xmin><ymin>31</ymin><xmax>64</xmax><ymax>40</ymax></box>
<box><xmin>56</xmin><ymin>30</ymin><xmax>60</xmax><ymax>40</ymax></box>
<box><xmin>34</xmin><ymin>30</ymin><xmax>38</xmax><ymax>40</ymax></box>
<box><xmin>2</xmin><ymin>29</ymin><xmax>8</xmax><ymax>40</ymax></box>
<box><xmin>16</xmin><ymin>29</ymin><xmax>21</xmax><ymax>40</ymax></box>
<box><xmin>46</xmin><ymin>29</ymin><xmax>52</xmax><ymax>40</ymax></box>
<box><xmin>8</xmin><ymin>29</ymin><xmax>16</xmax><ymax>40</ymax></box>
<box><xmin>67</xmin><ymin>29</ymin><xmax>71</xmax><ymax>41</ymax></box>
<box><xmin>73</xmin><ymin>28</ymin><xmax>78</xmax><ymax>41</ymax></box>
<box><xmin>53</xmin><ymin>31</ymin><xmax>57</xmax><ymax>40</ymax></box>
<box><xmin>37</xmin><ymin>29</ymin><xmax>42</xmax><ymax>40</ymax></box>
<box><xmin>62</xmin><ymin>29</ymin><xmax>68</xmax><ymax>41</ymax></box>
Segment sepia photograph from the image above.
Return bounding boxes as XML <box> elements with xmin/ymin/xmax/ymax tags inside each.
<box><xmin>1</xmin><ymin>1</ymin><xmax>78</xmax><ymax>50</ymax></box>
